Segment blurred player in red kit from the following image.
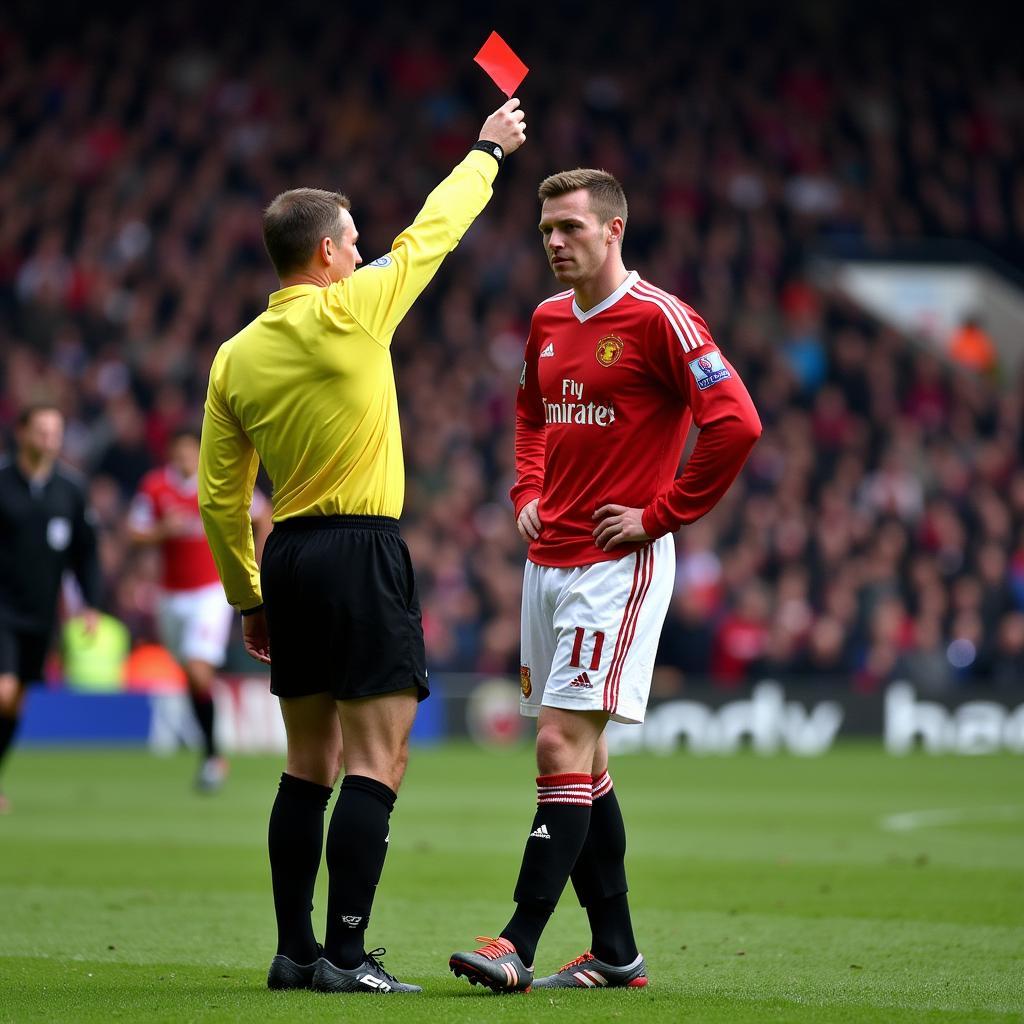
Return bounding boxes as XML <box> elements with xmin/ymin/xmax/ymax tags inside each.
<box><xmin>450</xmin><ymin>169</ymin><xmax>761</xmax><ymax>991</ymax></box>
<box><xmin>129</xmin><ymin>426</ymin><xmax>270</xmax><ymax>790</ymax></box>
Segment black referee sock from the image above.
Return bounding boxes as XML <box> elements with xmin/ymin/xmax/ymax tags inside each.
<box><xmin>501</xmin><ymin>773</ymin><xmax>593</xmax><ymax>966</ymax></box>
<box><xmin>570</xmin><ymin>772</ymin><xmax>639</xmax><ymax>966</ymax></box>
<box><xmin>0</xmin><ymin>715</ymin><xmax>19</xmax><ymax>774</ymax></box>
<box><xmin>324</xmin><ymin>774</ymin><xmax>396</xmax><ymax>970</ymax></box>
<box><xmin>189</xmin><ymin>690</ymin><xmax>217</xmax><ymax>758</ymax></box>
<box><xmin>268</xmin><ymin>772</ymin><xmax>333</xmax><ymax>963</ymax></box>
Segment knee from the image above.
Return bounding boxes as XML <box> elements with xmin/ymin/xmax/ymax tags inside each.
<box><xmin>0</xmin><ymin>676</ymin><xmax>22</xmax><ymax>716</ymax></box>
<box><xmin>287</xmin><ymin>746</ymin><xmax>343</xmax><ymax>789</ymax></box>
<box><xmin>535</xmin><ymin>722</ymin><xmax>577</xmax><ymax>776</ymax></box>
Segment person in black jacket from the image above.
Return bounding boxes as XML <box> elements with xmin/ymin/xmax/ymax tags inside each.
<box><xmin>0</xmin><ymin>404</ymin><xmax>101</xmax><ymax>812</ymax></box>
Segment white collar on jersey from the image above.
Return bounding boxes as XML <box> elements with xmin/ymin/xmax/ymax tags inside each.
<box><xmin>571</xmin><ymin>270</ymin><xmax>640</xmax><ymax>323</ymax></box>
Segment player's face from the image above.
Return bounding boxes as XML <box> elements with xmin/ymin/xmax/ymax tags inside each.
<box><xmin>169</xmin><ymin>435</ymin><xmax>200</xmax><ymax>478</ymax></box>
<box><xmin>327</xmin><ymin>210</ymin><xmax>362</xmax><ymax>282</ymax></box>
<box><xmin>18</xmin><ymin>409</ymin><xmax>64</xmax><ymax>463</ymax></box>
<box><xmin>539</xmin><ymin>190</ymin><xmax>616</xmax><ymax>285</ymax></box>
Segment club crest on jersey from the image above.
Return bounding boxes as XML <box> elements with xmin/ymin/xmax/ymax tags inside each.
<box><xmin>688</xmin><ymin>350</ymin><xmax>731</xmax><ymax>390</ymax></box>
<box><xmin>595</xmin><ymin>334</ymin><xmax>624</xmax><ymax>367</ymax></box>
<box><xmin>520</xmin><ymin>665</ymin><xmax>532</xmax><ymax>698</ymax></box>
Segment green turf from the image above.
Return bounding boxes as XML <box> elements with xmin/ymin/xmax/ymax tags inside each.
<box><xmin>1</xmin><ymin>743</ymin><xmax>1022</xmax><ymax>1023</ymax></box>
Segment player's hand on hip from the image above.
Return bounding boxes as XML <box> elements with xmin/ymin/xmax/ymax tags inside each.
<box><xmin>479</xmin><ymin>97</ymin><xmax>526</xmax><ymax>155</ymax></box>
<box><xmin>242</xmin><ymin>609</ymin><xmax>272</xmax><ymax>665</ymax></box>
<box><xmin>593</xmin><ymin>504</ymin><xmax>651</xmax><ymax>551</ymax></box>
<box><xmin>516</xmin><ymin>498</ymin><xmax>542</xmax><ymax>541</ymax></box>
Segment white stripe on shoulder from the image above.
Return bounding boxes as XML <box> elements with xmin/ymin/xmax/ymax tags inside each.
<box><xmin>642</xmin><ymin>280</ymin><xmax>706</xmax><ymax>352</ymax></box>
<box><xmin>628</xmin><ymin>284</ymin><xmax>693</xmax><ymax>352</ymax></box>
<box><xmin>632</xmin><ymin>280</ymin><xmax>703</xmax><ymax>352</ymax></box>
<box><xmin>536</xmin><ymin>289</ymin><xmax>574</xmax><ymax>308</ymax></box>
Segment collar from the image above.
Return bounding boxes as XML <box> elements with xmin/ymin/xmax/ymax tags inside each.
<box><xmin>572</xmin><ymin>270</ymin><xmax>639</xmax><ymax>323</ymax></box>
<box><xmin>267</xmin><ymin>284</ymin><xmax>322</xmax><ymax>308</ymax></box>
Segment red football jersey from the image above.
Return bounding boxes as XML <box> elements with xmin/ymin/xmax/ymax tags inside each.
<box><xmin>511</xmin><ymin>271</ymin><xmax>761</xmax><ymax>568</ymax></box>
<box><xmin>130</xmin><ymin>468</ymin><xmax>266</xmax><ymax>591</ymax></box>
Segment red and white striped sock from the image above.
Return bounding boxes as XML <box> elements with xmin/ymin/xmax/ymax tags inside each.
<box><xmin>537</xmin><ymin>772</ymin><xmax>594</xmax><ymax>808</ymax></box>
<box><xmin>592</xmin><ymin>770</ymin><xmax>613</xmax><ymax>801</ymax></box>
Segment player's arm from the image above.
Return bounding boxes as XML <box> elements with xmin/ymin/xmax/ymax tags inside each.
<box><xmin>126</xmin><ymin>485</ymin><xmax>183</xmax><ymax>545</ymax></box>
<box><xmin>640</xmin><ymin>313</ymin><xmax>761</xmax><ymax>538</ymax></box>
<box><xmin>198</xmin><ymin>355</ymin><xmax>263</xmax><ymax>612</ymax></box>
<box><xmin>329</xmin><ymin>99</ymin><xmax>526</xmax><ymax>345</ymax></box>
<box><xmin>510</xmin><ymin>318</ymin><xmax>546</xmax><ymax>540</ymax></box>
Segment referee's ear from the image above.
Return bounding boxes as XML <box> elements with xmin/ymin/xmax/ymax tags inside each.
<box><xmin>319</xmin><ymin>236</ymin><xmax>334</xmax><ymax>266</ymax></box>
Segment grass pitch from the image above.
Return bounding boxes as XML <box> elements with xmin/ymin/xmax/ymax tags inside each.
<box><xmin>0</xmin><ymin>743</ymin><xmax>1021</xmax><ymax>1023</ymax></box>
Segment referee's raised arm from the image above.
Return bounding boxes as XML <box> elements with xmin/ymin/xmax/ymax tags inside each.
<box><xmin>196</xmin><ymin>98</ymin><xmax>526</xmax><ymax>993</ymax></box>
<box><xmin>328</xmin><ymin>98</ymin><xmax>527</xmax><ymax>345</ymax></box>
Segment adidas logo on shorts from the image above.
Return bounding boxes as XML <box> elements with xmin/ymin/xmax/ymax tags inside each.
<box><xmin>530</xmin><ymin>823</ymin><xmax>551</xmax><ymax>839</ymax></box>
<box><xmin>569</xmin><ymin>672</ymin><xmax>593</xmax><ymax>688</ymax></box>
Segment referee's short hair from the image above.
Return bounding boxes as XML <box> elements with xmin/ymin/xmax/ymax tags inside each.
<box><xmin>263</xmin><ymin>188</ymin><xmax>352</xmax><ymax>278</ymax></box>
<box><xmin>538</xmin><ymin>168</ymin><xmax>628</xmax><ymax>240</ymax></box>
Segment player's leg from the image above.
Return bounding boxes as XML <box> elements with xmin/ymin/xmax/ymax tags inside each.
<box><xmin>570</xmin><ymin>735</ymin><xmax>639</xmax><ymax>965</ymax></box>
<box><xmin>314</xmin><ymin>687</ymin><xmax>422</xmax><ymax>993</ymax></box>
<box><xmin>179</xmin><ymin>586</ymin><xmax>234</xmax><ymax>789</ymax></box>
<box><xmin>533</xmin><ymin>534</ymin><xmax>674</xmax><ymax>990</ymax></box>
<box><xmin>266</xmin><ymin>692</ymin><xmax>341</xmax><ymax>988</ymax></box>
<box><xmin>531</xmin><ymin>735</ymin><xmax>647</xmax><ymax>989</ymax></box>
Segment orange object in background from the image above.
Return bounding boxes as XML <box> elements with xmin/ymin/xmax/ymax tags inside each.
<box><xmin>123</xmin><ymin>643</ymin><xmax>187</xmax><ymax>693</ymax></box>
<box><xmin>949</xmin><ymin>317</ymin><xmax>997</xmax><ymax>374</ymax></box>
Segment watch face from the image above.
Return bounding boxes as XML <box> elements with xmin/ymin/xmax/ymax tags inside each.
<box><xmin>493</xmin><ymin>146</ymin><xmax>502</xmax><ymax>158</ymax></box>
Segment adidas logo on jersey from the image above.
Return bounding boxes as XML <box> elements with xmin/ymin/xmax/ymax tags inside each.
<box><xmin>540</xmin><ymin>342</ymin><xmax>555</xmax><ymax>358</ymax></box>
<box><xmin>570</xmin><ymin>672</ymin><xmax>593</xmax><ymax>688</ymax></box>
<box><xmin>530</xmin><ymin>823</ymin><xmax>552</xmax><ymax>839</ymax></box>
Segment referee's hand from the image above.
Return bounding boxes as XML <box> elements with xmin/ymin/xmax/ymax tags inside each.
<box><xmin>242</xmin><ymin>609</ymin><xmax>271</xmax><ymax>665</ymax></box>
<box><xmin>479</xmin><ymin>97</ymin><xmax>527</xmax><ymax>155</ymax></box>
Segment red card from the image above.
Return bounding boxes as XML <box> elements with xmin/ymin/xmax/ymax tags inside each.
<box><xmin>474</xmin><ymin>31</ymin><xmax>528</xmax><ymax>97</ymax></box>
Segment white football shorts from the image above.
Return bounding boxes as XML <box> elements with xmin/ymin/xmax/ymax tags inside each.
<box><xmin>157</xmin><ymin>583</ymin><xmax>234</xmax><ymax>667</ymax></box>
<box><xmin>520</xmin><ymin>535</ymin><xmax>675</xmax><ymax>725</ymax></box>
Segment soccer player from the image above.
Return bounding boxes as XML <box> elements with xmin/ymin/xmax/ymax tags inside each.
<box><xmin>449</xmin><ymin>170</ymin><xmax>762</xmax><ymax>991</ymax></box>
<box><xmin>129</xmin><ymin>426</ymin><xmax>270</xmax><ymax>791</ymax></box>
<box><xmin>0</xmin><ymin>405</ymin><xmax>101</xmax><ymax>813</ymax></box>
<box><xmin>197</xmin><ymin>99</ymin><xmax>527</xmax><ymax>994</ymax></box>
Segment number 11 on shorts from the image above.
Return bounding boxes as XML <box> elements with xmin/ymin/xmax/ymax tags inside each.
<box><xmin>569</xmin><ymin>627</ymin><xmax>605</xmax><ymax>671</ymax></box>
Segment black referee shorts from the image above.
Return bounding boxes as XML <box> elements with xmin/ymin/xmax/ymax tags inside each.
<box><xmin>261</xmin><ymin>515</ymin><xmax>428</xmax><ymax>703</ymax></box>
<box><xmin>0</xmin><ymin>623</ymin><xmax>49</xmax><ymax>685</ymax></box>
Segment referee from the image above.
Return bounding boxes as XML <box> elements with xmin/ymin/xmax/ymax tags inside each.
<box><xmin>198</xmin><ymin>98</ymin><xmax>527</xmax><ymax>994</ymax></box>
<box><xmin>0</xmin><ymin>405</ymin><xmax>101</xmax><ymax>813</ymax></box>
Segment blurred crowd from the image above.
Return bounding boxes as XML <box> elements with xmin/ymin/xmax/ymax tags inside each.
<box><xmin>2</xmin><ymin>2</ymin><xmax>1023</xmax><ymax>692</ymax></box>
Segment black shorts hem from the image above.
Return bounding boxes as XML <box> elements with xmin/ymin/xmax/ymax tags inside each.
<box><xmin>271</xmin><ymin>677</ymin><xmax>430</xmax><ymax>703</ymax></box>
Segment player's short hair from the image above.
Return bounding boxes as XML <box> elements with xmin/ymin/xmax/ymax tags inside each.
<box><xmin>538</xmin><ymin>168</ymin><xmax>628</xmax><ymax>238</ymax></box>
<box><xmin>169</xmin><ymin>423</ymin><xmax>202</xmax><ymax>445</ymax></box>
<box><xmin>263</xmin><ymin>188</ymin><xmax>352</xmax><ymax>278</ymax></box>
<box><xmin>16</xmin><ymin>403</ymin><xmax>63</xmax><ymax>429</ymax></box>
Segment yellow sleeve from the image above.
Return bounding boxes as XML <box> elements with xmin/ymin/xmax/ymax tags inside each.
<box><xmin>329</xmin><ymin>149</ymin><xmax>498</xmax><ymax>344</ymax></box>
<box><xmin>198</xmin><ymin>354</ymin><xmax>262</xmax><ymax>610</ymax></box>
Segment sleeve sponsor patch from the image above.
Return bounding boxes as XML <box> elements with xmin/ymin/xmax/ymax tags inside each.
<box><xmin>688</xmin><ymin>350</ymin><xmax>731</xmax><ymax>390</ymax></box>
<box><xmin>367</xmin><ymin>255</ymin><xmax>393</xmax><ymax>268</ymax></box>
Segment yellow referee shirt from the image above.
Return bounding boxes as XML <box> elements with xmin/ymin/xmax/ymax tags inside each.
<box><xmin>198</xmin><ymin>150</ymin><xmax>498</xmax><ymax>610</ymax></box>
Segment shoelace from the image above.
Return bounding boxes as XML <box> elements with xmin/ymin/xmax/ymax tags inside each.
<box><xmin>364</xmin><ymin>947</ymin><xmax>400</xmax><ymax>984</ymax></box>
<box><xmin>559</xmin><ymin>950</ymin><xmax>595</xmax><ymax>972</ymax></box>
<box><xmin>473</xmin><ymin>936</ymin><xmax>515</xmax><ymax>960</ymax></box>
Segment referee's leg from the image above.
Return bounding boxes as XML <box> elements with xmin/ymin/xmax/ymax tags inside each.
<box><xmin>0</xmin><ymin>673</ymin><xmax>28</xmax><ymax>813</ymax></box>
<box><xmin>322</xmin><ymin>687</ymin><xmax>419</xmax><ymax>969</ymax></box>
<box><xmin>268</xmin><ymin>694</ymin><xmax>341</xmax><ymax>966</ymax></box>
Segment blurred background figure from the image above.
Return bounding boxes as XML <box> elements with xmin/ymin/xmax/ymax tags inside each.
<box><xmin>0</xmin><ymin>406</ymin><xmax>100</xmax><ymax>811</ymax></box>
<box><xmin>128</xmin><ymin>426</ymin><xmax>270</xmax><ymax>790</ymax></box>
